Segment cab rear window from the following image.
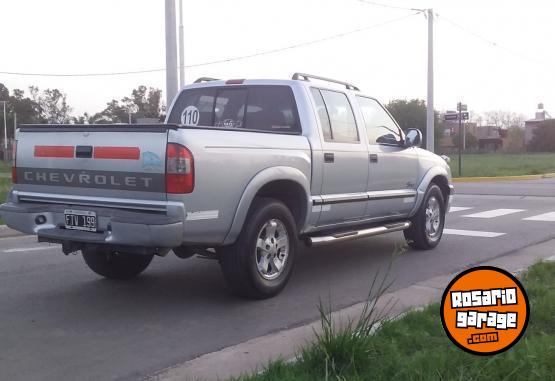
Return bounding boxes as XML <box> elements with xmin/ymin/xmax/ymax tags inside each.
<box><xmin>168</xmin><ymin>85</ymin><xmax>301</xmax><ymax>134</ymax></box>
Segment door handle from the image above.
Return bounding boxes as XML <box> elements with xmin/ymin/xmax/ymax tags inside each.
<box><xmin>324</xmin><ymin>152</ymin><xmax>335</xmax><ymax>163</ymax></box>
<box><xmin>369</xmin><ymin>153</ymin><xmax>378</xmax><ymax>163</ymax></box>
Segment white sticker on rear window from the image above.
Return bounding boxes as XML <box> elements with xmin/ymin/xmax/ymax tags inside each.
<box><xmin>181</xmin><ymin>106</ymin><xmax>200</xmax><ymax>126</ymax></box>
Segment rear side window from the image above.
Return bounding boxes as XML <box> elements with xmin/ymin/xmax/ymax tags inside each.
<box><xmin>310</xmin><ymin>88</ymin><xmax>332</xmax><ymax>140</ymax></box>
<box><xmin>311</xmin><ymin>88</ymin><xmax>359</xmax><ymax>143</ymax></box>
<box><xmin>168</xmin><ymin>86</ymin><xmax>300</xmax><ymax>134</ymax></box>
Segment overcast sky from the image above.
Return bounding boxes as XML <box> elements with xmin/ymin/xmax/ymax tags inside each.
<box><xmin>1</xmin><ymin>0</ymin><xmax>554</xmax><ymax>118</ymax></box>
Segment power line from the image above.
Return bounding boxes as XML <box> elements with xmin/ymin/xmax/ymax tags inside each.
<box><xmin>0</xmin><ymin>68</ymin><xmax>166</xmax><ymax>78</ymax></box>
<box><xmin>185</xmin><ymin>12</ymin><xmax>420</xmax><ymax>67</ymax></box>
<box><xmin>355</xmin><ymin>0</ymin><xmax>424</xmax><ymax>12</ymax></box>
<box><xmin>435</xmin><ymin>12</ymin><xmax>549</xmax><ymax>67</ymax></box>
<box><xmin>0</xmin><ymin>12</ymin><xmax>419</xmax><ymax>78</ymax></box>
<box><xmin>354</xmin><ymin>1</ymin><xmax>552</xmax><ymax>69</ymax></box>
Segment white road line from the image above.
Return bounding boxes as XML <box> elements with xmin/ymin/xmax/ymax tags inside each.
<box><xmin>523</xmin><ymin>212</ymin><xmax>555</xmax><ymax>222</ymax></box>
<box><xmin>443</xmin><ymin>229</ymin><xmax>506</xmax><ymax>238</ymax></box>
<box><xmin>3</xmin><ymin>246</ymin><xmax>59</xmax><ymax>253</ymax></box>
<box><xmin>449</xmin><ymin>207</ymin><xmax>473</xmax><ymax>213</ymax></box>
<box><xmin>463</xmin><ymin>209</ymin><xmax>525</xmax><ymax>219</ymax></box>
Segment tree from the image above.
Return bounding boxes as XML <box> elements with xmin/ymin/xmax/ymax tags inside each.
<box><xmin>386</xmin><ymin>99</ymin><xmax>442</xmax><ymax>148</ymax></box>
<box><xmin>451</xmin><ymin>132</ymin><xmax>478</xmax><ymax>151</ymax></box>
<box><xmin>93</xmin><ymin>85</ymin><xmax>164</xmax><ymax>123</ymax></box>
<box><xmin>483</xmin><ymin>110</ymin><xmax>524</xmax><ymax>129</ymax></box>
<box><xmin>0</xmin><ymin>84</ymin><xmax>42</xmax><ymax>140</ymax></box>
<box><xmin>91</xmin><ymin>99</ymin><xmax>129</xmax><ymax>123</ymax></box>
<box><xmin>29</xmin><ymin>86</ymin><xmax>72</xmax><ymax>123</ymax></box>
<box><xmin>70</xmin><ymin>112</ymin><xmax>93</xmax><ymax>124</ymax></box>
<box><xmin>126</xmin><ymin>85</ymin><xmax>163</xmax><ymax>119</ymax></box>
<box><xmin>503</xmin><ymin>126</ymin><xmax>525</xmax><ymax>153</ymax></box>
<box><xmin>528</xmin><ymin>120</ymin><xmax>555</xmax><ymax>152</ymax></box>
<box><xmin>0</xmin><ymin>83</ymin><xmax>9</xmax><ymax>101</ymax></box>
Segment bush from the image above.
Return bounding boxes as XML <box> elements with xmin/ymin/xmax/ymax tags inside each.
<box><xmin>451</xmin><ymin>132</ymin><xmax>478</xmax><ymax>151</ymax></box>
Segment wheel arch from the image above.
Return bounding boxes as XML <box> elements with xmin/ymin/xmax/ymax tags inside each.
<box><xmin>222</xmin><ymin>167</ymin><xmax>311</xmax><ymax>245</ymax></box>
<box><xmin>410</xmin><ymin>166</ymin><xmax>452</xmax><ymax>216</ymax></box>
<box><xmin>430</xmin><ymin>174</ymin><xmax>451</xmax><ymax>207</ymax></box>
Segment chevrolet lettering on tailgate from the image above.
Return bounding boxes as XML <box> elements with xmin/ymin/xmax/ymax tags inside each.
<box><xmin>18</xmin><ymin>168</ymin><xmax>163</xmax><ymax>192</ymax></box>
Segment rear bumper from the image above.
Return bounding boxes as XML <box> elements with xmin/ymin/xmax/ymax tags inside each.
<box><xmin>0</xmin><ymin>201</ymin><xmax>184</xmax><ymax>248</ymax></box>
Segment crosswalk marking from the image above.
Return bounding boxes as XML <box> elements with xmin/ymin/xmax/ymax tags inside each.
<box><xmin>449</xmin><ymin>206</ymin><xmax>473</xmax><ymax>213</ymax></box>
<box><xmin>443</xmin><ymin>229</ymin><xmax>506</xmax><ymax>238</ymax></box>
<box><xmin>463</xmin><ymin>209</ymin><xmax>525</xmax><ymax>219</ymax></box>
<box><xmin>523</xmin><ymin>212</ymin><xmax>555</xmax><ymax>222</ymax></box>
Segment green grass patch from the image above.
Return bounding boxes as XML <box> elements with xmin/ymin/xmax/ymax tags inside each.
<box><xmin>0</xmin><ymin>177</ymin><xmax>11</xmax><ymax>224</ymax></box>
<box><xmin>0</xmin><ymin>160</ymin><xmax>11</xmax><ymax>173</ymax></box>
<box><xmin>449</xmin><ymin>153</ymin><xmax>555</xmax><ymax>178</ymax></box>
<box><xmin>239</xmin><ymin>261</ymin><xmax>555</xmax><ymax>381</ymax></box>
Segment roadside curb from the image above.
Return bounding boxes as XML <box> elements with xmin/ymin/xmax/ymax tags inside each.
<box><xmin>148</xmin><ymin>239</ymin><xmax>555</xmax><ymax>381</ymax></box>
<box><xmin>453</xmin><ymin>172</ymin><xmax>555</xmax><ymax>183</ymax></box>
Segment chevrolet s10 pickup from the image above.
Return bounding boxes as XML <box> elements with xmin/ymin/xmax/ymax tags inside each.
<box><xmin>0</xmin><ymin>73</ymin><xmax>453</xmax><ymax>298</ymax></box>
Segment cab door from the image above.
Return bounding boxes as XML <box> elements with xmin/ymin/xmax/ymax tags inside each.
<box><xmin>310</xmin><ymin>88</ymin><xmax>369</xmax><ymax>226</ymax></box>
<box><xmin>355</xmin><ymin>96</ymin><xmax>419</xmax><ymax>218</ymax></box>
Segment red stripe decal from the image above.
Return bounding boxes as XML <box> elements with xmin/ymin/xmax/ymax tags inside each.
<box><xmin>34</xmin><ymin>146</ymin><xmax>74</xmax><ymax>158</ymax></box>
<box><xmin>93</xmin><ymin>147</ymin><xmax>140</xmax><ymax>160</ymax></box>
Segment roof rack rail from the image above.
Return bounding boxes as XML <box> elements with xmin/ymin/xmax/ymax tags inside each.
<box><xmin>193</xmin><ymin>77</ymin><xmax>220</xmax><ymax>83</ymax></box>
<box><xmin>292</xmin><ymin>72</ymin><xmax>360</xmax><ymax>91</ymax></box>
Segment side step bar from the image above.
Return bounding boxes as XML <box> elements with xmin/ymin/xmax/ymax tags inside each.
<box><xmin>306</xmin><ymin>221</ymin><xmax>411</xmax><ymax>247</ymax></box>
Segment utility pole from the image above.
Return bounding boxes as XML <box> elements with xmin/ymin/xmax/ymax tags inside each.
<box><xmin>426</xmin><ymin>9</ymin><xmax>434</xmax><ymax>152</ymax></box>
<box><xmin>2</xmin><ymin>101</ymin><xmax>7</xmax><ymax>161</ymax></box>
<box><xmin>458</xmin><ymin>102</ymin><xmax>462</xmax><ymax>177</ymax></box>
<box><xmin>165</xmin><ymin>0</ymin><xmax>178</xmax><ymax>108</ymax></box>
<box><xmin>178</xmin><ymin>0</ymin><xmax>185</xmax><ymax>88</ymax></box>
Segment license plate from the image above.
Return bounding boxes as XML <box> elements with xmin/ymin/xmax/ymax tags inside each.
<box><xmin>64</xmin><ymin>209</ymin><xmax>97</xmax><ymax>232</ymax></box>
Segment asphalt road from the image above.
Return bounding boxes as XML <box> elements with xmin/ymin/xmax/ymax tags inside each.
<box><xmin>1</xmin><ymin>178</ymin><xmax>555</xmax><ymax>380</ymax></box>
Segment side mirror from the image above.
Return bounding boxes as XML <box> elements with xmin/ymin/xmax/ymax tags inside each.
<box><xmin>405</xmin><ymin>128</ymin><xmax>422</xmax><ymax>147</ymax></box>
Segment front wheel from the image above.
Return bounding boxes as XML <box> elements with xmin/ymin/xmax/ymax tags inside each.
<box><xmin>404</xmin><ymin>184</ymin><xmax>446</xmax><ymax>250</ymax></box>
<box><xmin>219</xmin><ymin>197</ymin><xmax>297</xmax><ymax>299</ymax></box>
<box><xmin>82</xmin><ymin>249</ymin><xmax>154</xmax><ymax>279</ymax></box>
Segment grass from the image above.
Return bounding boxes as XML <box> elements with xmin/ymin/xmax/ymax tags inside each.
<box><xmin>0</xmin><ymin>160</ymin><xmax>11</xmax><ymax>173</ymax></box>
<box><xmin>238</xmin><ymin>261</ymin><xmax>555</xmax><ymax>381</ymax></box>
<box><xmin>448</xmin><ymin>152</ymin><xmax>555</xmax><ymax>178</ymax></box>
<box><xmin>0</xmin><ymin>177</ymin><xmax>10</xmax><ymax>224</ymax></box>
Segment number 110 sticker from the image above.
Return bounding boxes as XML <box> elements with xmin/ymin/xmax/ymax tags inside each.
<box><xmin>181</xmin><ymin>106</ymin><xmax>200</xmax><ymax>126</ymax></box>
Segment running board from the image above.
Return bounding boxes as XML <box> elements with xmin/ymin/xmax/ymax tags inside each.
<box><xmin>306</xmin><ymin>221</ymin><xmax>411</xmax><ymax>247</ymax></box>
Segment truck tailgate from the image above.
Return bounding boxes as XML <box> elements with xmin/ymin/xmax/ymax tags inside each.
<box><xmin>14</xmin><ymin>125</ymin><xmax>169</xmax><ymax>206</ymax></box>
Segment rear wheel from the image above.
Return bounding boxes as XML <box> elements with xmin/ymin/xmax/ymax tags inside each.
<box><xmin>219</xmin><ymin>197</ymin><xmax>297</xmax><ymax>299</ymax></box>
<box><xmin>404</xmin><ymin>184</ymin><xmax>446</xmax><ymax>250</ymax></box>
<box><xmin>82</xmin><ymin>249</ymin><xmax>154</xmax><ymax>279</ymax></box>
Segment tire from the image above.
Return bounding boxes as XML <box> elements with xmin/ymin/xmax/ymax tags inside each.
<box><xmin>404</xmin><ymin>184</ymin><xmax>446</xmax><ymax>250</ymax></box>
<box><xmin>82</xmin><ymin>249</ymin><xmax>154</xmax><ymax>280</ymax></box>
<box><xmin>219</xmin><ymin>197</ymin><xmax>298</xmax><ymax>299</ymax></box>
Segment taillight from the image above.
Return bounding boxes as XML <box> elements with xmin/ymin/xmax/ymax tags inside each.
<box><xmin>11</xmin><ymin>140</ymin><xmax>17</xmax><ymax>183</ymax></box>
<box><xmin>165</xmin><ymin>143</ymin><xmax>194</xmax><ymax>194</ymax></box>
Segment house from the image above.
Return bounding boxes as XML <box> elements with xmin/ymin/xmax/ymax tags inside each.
<box><xmin>439</xmin><ymin>118</ymin><xmax>505</xmax><ymax>151</ymax></box>
<box><xmin>525</xmin><ymin>103</ymin><xmax>553</xmax><ymax>146</ymax></box>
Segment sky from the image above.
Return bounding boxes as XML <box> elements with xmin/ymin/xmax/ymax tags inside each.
<box><xmin>1</xmin><ymin>0</ymin><xmax>555</xmax><ymax>119</ymax></box>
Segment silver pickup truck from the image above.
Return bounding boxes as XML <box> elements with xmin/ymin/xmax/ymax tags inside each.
<box><xmin>0</xmin><ymin>73</ymin><xmax>453</xmax><ymax>298</ymax></box>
